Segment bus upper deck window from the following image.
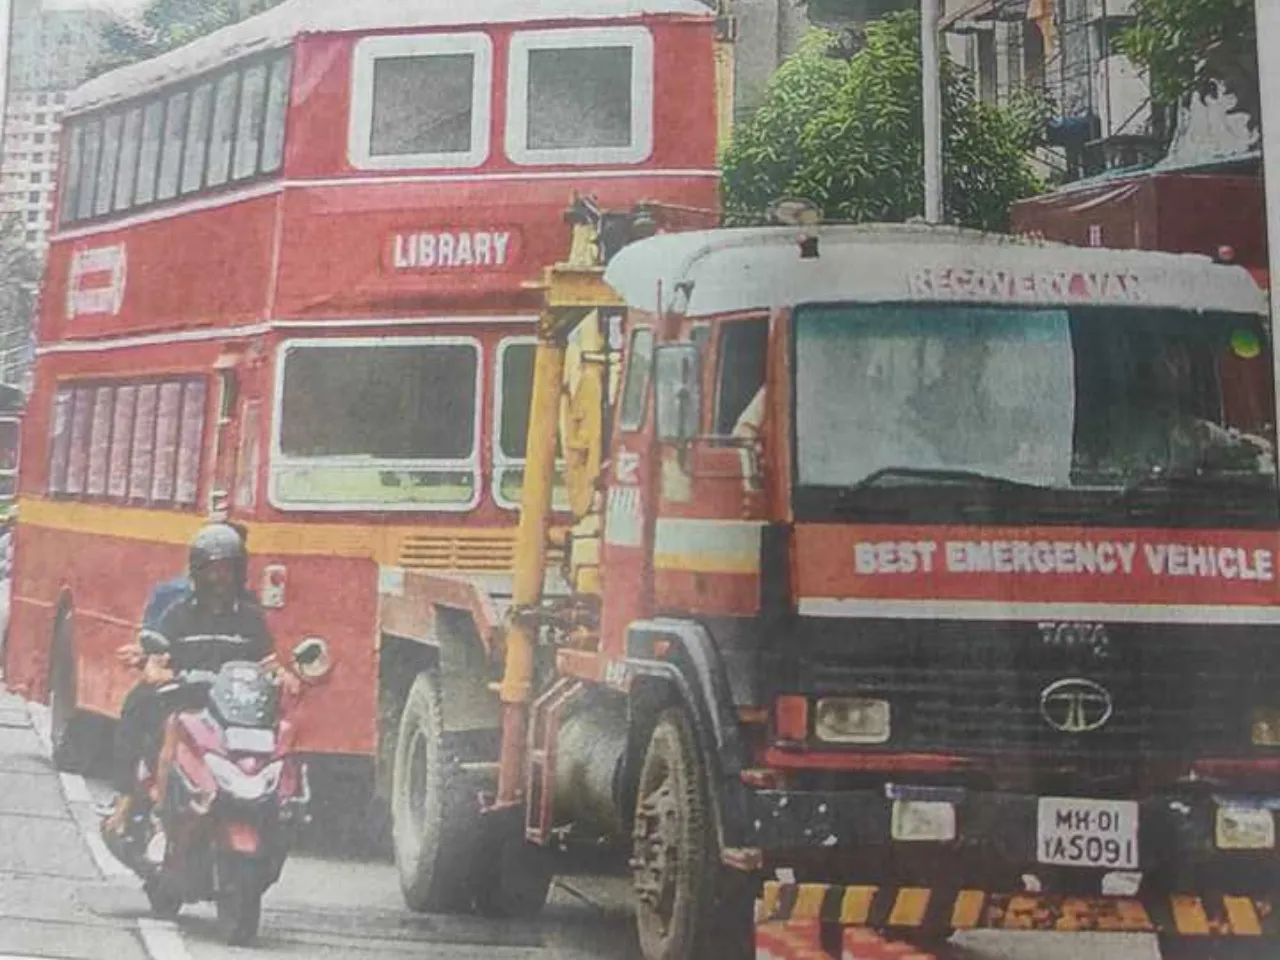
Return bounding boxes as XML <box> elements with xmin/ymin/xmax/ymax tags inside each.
<box><xmin>349</xmin><ymin>33</ymin><xmax>492</xmax><ymax>170</ymax></box>
<box><xmin>506</xmin><ymin>27</ymin><xmax>653</xmax><ymax>166</ymax></box>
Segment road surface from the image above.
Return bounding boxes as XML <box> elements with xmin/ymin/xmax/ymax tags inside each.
<box><xmin>0</xmin><ymin>683</ymin><xmax>1168</xmax><ymax>960</ymax></box>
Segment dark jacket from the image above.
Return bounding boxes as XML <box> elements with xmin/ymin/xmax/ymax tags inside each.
<box><xmin>149</xmin><ymin>589</ymin><xmax>274</xmax><ymax>674</ymax></box>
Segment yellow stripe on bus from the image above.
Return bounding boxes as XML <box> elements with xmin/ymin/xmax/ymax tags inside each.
<box><xmin>14</xmin><ymin>496</ymin><xmax>515</xmax><ymax>566</ymax></box>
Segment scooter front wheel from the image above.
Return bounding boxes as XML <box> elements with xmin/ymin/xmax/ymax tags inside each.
<box><xmin>143</xmin><ymin>876</ymin><xmax>181</xmax><ymax>920</ymax></box>
<box><xmin>216</xmin><ymin>857</ymin><xmax>264</xmax><ymax>946</ymax></box>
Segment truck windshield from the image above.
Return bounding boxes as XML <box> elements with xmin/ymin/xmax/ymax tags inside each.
<box><xmin>794</xmin><ymin>303</ymin><xmax>1278</xmax><ymax>527</ymax></box>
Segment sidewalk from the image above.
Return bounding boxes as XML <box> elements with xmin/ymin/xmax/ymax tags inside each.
<box><xmin>0</xmin><ymin>686</ymin><xmax>152</xmax><ymax>960</ymax></box>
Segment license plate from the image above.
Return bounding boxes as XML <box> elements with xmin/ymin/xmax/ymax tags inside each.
<box><xmin>1037</xmin><ymin>797</ymin><xmax>1138</xmax><ymax>869</ymax></box>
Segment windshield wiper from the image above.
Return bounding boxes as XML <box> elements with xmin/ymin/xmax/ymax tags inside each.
<box><xmin>842</xmin><ymin>466</ymin><xmax>1049</xmax><ymax>495</ymax></box>
<box><xmin>1111</xmin><ymin>469</ymin><xmax>1278</xmax><ymax>515</ymax></box>
<box><xmin>821</xmin><ymin>467</ymin><xmax>1050</xmax><ymax>520</ymax></box>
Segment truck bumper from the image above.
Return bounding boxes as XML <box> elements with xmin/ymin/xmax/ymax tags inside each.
<box><xmin>755</xmin><ymin>880</ymin><xmax>1276</xmax><ymax>936</ymax></box>
<box><xmin>748</xmin><ymin>784</ymin><xmax>1280</xmax><ymax>894</ymax></box>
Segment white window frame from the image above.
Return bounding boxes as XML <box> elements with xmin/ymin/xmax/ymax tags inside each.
<box><xmin>270</xmin><ymin>336</ymin><xmax>484</xmax><ymax>512</ymax></box>
<box><xmin>348</xmin><ymin>33</ymin><xmax>492</xmax><ymax>171</ymax></box>
<box><xmin>493</xmin><ymin>335</ymin><xmax>534</xmax><ymax>510</ymax></box>
<box><xmin>505</xmin><ymin>26</ymin><xmax>654</xmax><ymax>167</ymax></box>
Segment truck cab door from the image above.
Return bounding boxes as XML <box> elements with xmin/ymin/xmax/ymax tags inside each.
<box><xmin>600</xmin><ymin>325</ymin><xmax>658</xmax><ymax>654</ymax></box>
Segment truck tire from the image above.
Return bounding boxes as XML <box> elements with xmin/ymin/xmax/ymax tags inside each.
<box><xmin>48</xmin><ymin>613</ymin><xmax>91</xmax><ymax>774</ymax></box>
<box><xmin>390</xmin><ymin>671</ymin><xmax>477</xmax><ymax>914</ymax></box>
<box><xmin>216</xmin><ymin>856</ymin><xmax>264</xmax><ymax>946</ymax></box>
<box><xmin>633</xmin><ymin>706</ymin><xmax>747</xmax><ymax>960</ymax></box>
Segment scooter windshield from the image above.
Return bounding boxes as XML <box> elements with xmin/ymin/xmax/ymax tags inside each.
<box><xmin>208</xmin><ymin>662</ymin><xmax>279</xmax><ymax>730</ymax></box>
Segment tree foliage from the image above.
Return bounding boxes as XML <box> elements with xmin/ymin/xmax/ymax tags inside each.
<box><xmin>0</xmin><ymin>216</ymin><xmax>41</xmax><ymax>376</ymax></box>
<box><xmin>90</xmin><ymin>0</ymin><xmax>285</xmax><ymax>77</ymax></box>
<box><xmin>721</xmin><ymin>14</ymin><xmax>1047</xmax><ymax>231</ymax></box>
<box><xmin>1116</xmin><ymin>0</ymin><xmax>1259</xmax><ymax>134</ymax></box>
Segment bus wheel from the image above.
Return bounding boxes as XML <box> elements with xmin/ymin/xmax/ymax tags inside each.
<box><xmin>390</xmin><ymin>671</ymin><xmax>478</xmax><ymax>914</ymax></box>
<box><xmin>633</xmin><ymin>707</ymin><xmax>738</xmax><ymax>960</ymax></box>
<box><xmin>48</xmin><ymin>613</ymin><xmax>90</xmax><ymax>774</ymax></box>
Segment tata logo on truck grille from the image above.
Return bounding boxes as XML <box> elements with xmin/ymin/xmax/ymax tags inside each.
<box><xmin>1039</xmin><ymin>678</ymin><xmax>1113</xmax><ymax>733</ymax></box>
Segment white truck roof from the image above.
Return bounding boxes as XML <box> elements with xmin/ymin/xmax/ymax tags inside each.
<box><xmin>604</xmin><ymin>223</ymin><xmax>1268</xmax><ymax>317</ymax></box>
<box><xmin>68</xmin><ymin>0</ymin><xmax>712</xmax><ymax>115</ymax></box>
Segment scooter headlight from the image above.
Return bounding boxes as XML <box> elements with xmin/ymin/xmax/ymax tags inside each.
<box><xmin>205</xmin><ymin>754</ymin><xmax>284</xmax><ymax>801</ymax></box>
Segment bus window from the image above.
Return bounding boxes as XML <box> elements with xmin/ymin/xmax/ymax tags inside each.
<box><xmin>108</xmin><ymin>385</ymin><xmax>136</xmax><ymax>499</ymax></box>
<box><xmin>75</xmin><ymin>117</ymin><xmax>101</xmax><ymax>221</ymax></box>
<box><xmin>349</xmin><ymin>33</ymin><xmax>491</xmax><ymax>169</ymax></box>
<box><xmin>113</xmin><ymin>107</ymin><xmax>142</xmax><ymax>211</ymax></box>
<box><xmin>207</xmin><ymin>71</ymin><xmax>240</xmax><ymax>187</ymax></box>
<box><xmin>65</xmin><ymin>387</ymin><xmax>94</xmax><ymax>496</ymax></box>
<box><xmin>232</xmin><ymin>63</ymin><xmax>267</xmax><ymax>181</ymax></box>
<box><xmin>174</xmin><ymin>380</ymin><xmax>206</xmax><ymax>506</ymax></box>
<box><xmin>181</xmin><ymin>82</ymin><xmax>213</xmax><ymax>195</ymax></box>
<box><xmin>60</xmin><ymin>125</ymin><xmax>84</xmax><ymax>225</ymax></box>
<box><xmin>86</xmin><ymin>385</ymin><xmax>114</xmax><ymax>497</ymax></box>
<box><xmin>157</xmin><ymin>90</ymin><xmax>189</xmax><ymax>201</ymax></box>
<box><xmin>235</xmin><ymin>400</ymin><xmax>261</xmax><ymax>510</ymax></box>
<box><xmin>274</xmin><ymin>339</ymin><xmax>480</xmax><ymax>509</ymax></box>
<box><xmin>151</xmin><ymin>382</ymin><xmax>182</xmax><ymax>503</ymax></box>
<box><xmin>0</xmin><ymin>421</ymin><xmax>18</xmax><ymax>474</ymax></box>
<box><xmin>507</xmin><ymin>27</ymin><xmax>653</xmax><ymax>165</ymax></box>
<box><xmin>494</xmin><ymin>338</ymin><xmax>567</xmax><ymax>509</ymax></box>
<box><xmin>134</xmin><ymin>99</ymin><xmax>165</xmax><ymax>206</ymax></box>
<box><xmin>261</xmin><ymin>53</ymin><xmax>291</xmax><ymax>174</ymax></box>
<box><xmin>47</xmin><ymin>387</ymin><xmax>73</xmax><ymax>493</ymax></box>
<box><xmin>94</xmin><ymin>113</ymin><xmax>123</xmax><ymax>217</ymax></box>
<box><xmin>129</xmin><ymin>384</ymin><xmax>158</xmax><ymax>501</ymax></box>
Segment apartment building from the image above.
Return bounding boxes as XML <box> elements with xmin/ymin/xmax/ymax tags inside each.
<box><xmin>1</xmin><ymin>0</ymin><xmax>107</xmax><ymax>257</ymax></box>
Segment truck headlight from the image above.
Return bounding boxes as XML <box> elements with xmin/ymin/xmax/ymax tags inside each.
<box><xmin>1252</xmin><ymin>708</ymin><xmax>1280</xmax><ymax>746</ymax></box>
<box><xmin>814</xmin><ymin>697</ymin><xmax>890</xmax><ymax>744</ymax></box>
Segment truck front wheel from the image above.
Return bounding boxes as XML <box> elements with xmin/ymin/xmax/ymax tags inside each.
<box><xmin>633</xmin><ymin>706</ymin><xmax>745</xmax><ymax>960</ymax></box>
<box><xmin>391</xmin><ymin>671</ymin><xmax>478</xmax><ymax>913</ymax></box>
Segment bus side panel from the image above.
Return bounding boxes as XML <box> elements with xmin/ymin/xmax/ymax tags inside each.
<box><xmin>7</xmin><ymin>523</ymin><xmax>185</xmax><ymax>712</ymax></box>
<box><xmin>42</xmin><ymin>193</ymin><xmax>278</xmax><ymax>343</ymax></box>
<box><xmin>245</xmin><ymin>550</ymin><xmax>380</xmax><ymax>756</ymax></box>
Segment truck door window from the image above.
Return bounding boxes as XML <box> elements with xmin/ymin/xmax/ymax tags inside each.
<box><xmin>713</xmin><ymin>317</ymin><xmax>768</xmax><ymax>436</ymax></box>
<box><xmin>619</xmin><ymin>327</ymin><xmax>655</xmax><ymax>433</ymax></box>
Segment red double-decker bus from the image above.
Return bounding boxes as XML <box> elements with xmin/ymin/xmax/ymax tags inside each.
<box><xmin>3</xmin><ymin>0</ymin><xmax>724</xmax><ymax>812</ymax></box>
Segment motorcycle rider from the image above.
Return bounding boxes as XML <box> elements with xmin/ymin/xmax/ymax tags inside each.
<box><xmin>135</xmin><ymin>521</ymin><xmax>250</xmax><ymax>632</ymax></box>
<box><xmin>102</xmin><ymin>522</ymin><xmax>284</xmax><ymax>841</ymax></box>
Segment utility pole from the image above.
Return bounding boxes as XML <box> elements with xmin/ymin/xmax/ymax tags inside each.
<box><xmin>1257</xmin><ymin>0</ymin><xmax>1280</xmax><ymax>436</ymax></box>
<box><xmin>921</xmin><ymin>0</ymin><xmax>943</xmax><ymax>223</ymax></box>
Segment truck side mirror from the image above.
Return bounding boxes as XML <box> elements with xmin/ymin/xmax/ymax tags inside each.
<box><xmin>654</xmin><ymin>344</ymin><xmax>701</xmax><ymax>443</ymax></box>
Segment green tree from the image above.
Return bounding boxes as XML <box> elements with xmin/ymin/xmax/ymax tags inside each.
<box><xmin>1117</xmin><ymin>0</ymin><xmax>1259</xmax><ymax>135</ymax></box>
<box><xmin>90</xmin><ymin>0</ymin><xmax>286</xmax><ymax>77</ymax></box>
<box><xmin>0</xmin><ymin>216</ymin><xmax>41</xmax><ymax>385</ymax></box>
<box><xmin>721</xmin><ymin>13</ymin><xmax>1047</xmax><ymax>231</ymax></box>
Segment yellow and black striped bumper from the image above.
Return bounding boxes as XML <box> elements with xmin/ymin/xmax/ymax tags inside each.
<box><xmin>756</xmin><ymin>881</ymin><xmax>1279</xmax><ymax>936</ymax></box>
